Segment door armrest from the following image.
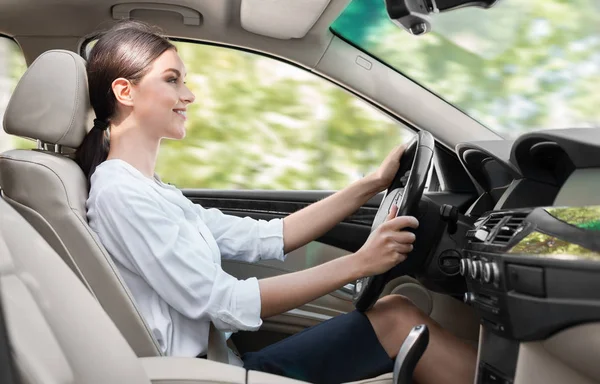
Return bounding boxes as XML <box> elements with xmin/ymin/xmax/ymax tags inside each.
<box><xmin>139</xmin><ymin>357</ymin><xmax>246</xmax><ymax>384</ymax></box>
<box><xmin>246</xmin><ymin>371</ymin><xmax>393</xmax><ymax>384</ymax></box>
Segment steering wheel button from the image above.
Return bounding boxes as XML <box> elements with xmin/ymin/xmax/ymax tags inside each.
<box><xmin>400</xmin><ymin>170</ymin><xmax>410</xmax><ymax>187</ymax></box>
<box><xmin>355</xmin><ymin>279</ymin><xmax>364</xmax><ymax>293</ymax></box>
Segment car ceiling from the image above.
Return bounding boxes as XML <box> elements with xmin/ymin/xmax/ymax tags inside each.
<box><xmin>0</xmin><ymin>0</ymin><xmax>502</xmax><ymax>148</ymax></box>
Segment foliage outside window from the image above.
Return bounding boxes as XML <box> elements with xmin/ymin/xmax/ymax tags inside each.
<box><xmin>332</xmin><ymin>0</ymin><xmax>600</xmax><ymax>139</ymax></box>
<box><xmin>4</xmin><ymin>37</ymin><xmax>413</xmax><ymax>191</ymax></box>
<box><xmin>0</xmin><ymin>37</ymin><xmax>33</xmax><ymax>152</ymax></box>
<box><xmin>156</xmin><ymin>42</ymin><xmax>413</xmax><ymax>190</ymax></box>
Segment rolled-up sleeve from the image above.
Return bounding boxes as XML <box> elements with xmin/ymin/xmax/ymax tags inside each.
<box><xmin>193</xmin><ymin>205</ymin><xmax>285</xmax><ymax>263</ymax></box>
<box><xmin>93</xmin><ymin>185</ymin><xmax>262</xmax><ymax>332</ymax></box>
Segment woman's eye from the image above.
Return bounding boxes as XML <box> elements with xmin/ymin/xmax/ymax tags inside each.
<box><xmin>167</xmin><ymin>77</ymin><xmax>178</xmax><ymax>83</ymax></box>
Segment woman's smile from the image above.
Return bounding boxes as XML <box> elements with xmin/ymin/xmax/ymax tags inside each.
<box><xmin>173</xmin><ymin>109</ymin><xmax>187</xmax><ymax>121</ymax></box>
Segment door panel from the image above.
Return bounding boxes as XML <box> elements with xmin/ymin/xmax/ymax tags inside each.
<box><xmin>185</xmin><ymin>190</ymin><xmax>376</xmax><ymax>252</ymax></box>
<box><xmin>184</xmin><ymin>189</ymin><xmax>478</xmax><ymax>341</ymax></box>
<box><xmin>185</xmin><ymin>189</ymin><xmax>475</xmax><ymax>253</ymax></box>
<box><xmin>222</xmin><ymin>241</ymin><xmax>354</xmax><ymax>319</ymax></box>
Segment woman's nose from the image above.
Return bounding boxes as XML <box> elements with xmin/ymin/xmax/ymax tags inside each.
<box><xmin>182</xmin><ymin>85</ymin><xmax>196</xmax><ymax>104</ymax></box>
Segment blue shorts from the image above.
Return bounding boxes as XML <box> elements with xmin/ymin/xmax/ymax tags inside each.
<box><xmin>242</xmin><ymin>310</ymin><xmax>394</xmax><ymax>384</ymax></box>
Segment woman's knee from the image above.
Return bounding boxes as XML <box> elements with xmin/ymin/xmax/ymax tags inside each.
<box><xmin>365</xmin><ymin>294</ymin><xmax>429</xmax><ymax>357</ymax></box>
<box><xmin>367</xmin><ymin>294</ymin><xmax>426</xmax><ymax>330</ymax></box>
<box><xmin>376</xmin><ymin>294</ymin><xmax>423</xmax><ymax>317</ymax></box>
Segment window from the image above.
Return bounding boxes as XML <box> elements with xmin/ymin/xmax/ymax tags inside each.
<box><xmin>332</xmin><ymin>0</ymin><xmax>600</xmax><ymax>139</ymax></box>
<box><xmin>156</xmin><ymin>42</ymin><xmax>415</xmax><ymax>190</ymax></box>
<box><xmin>0</xmin><ymin>37</ymin><xmax>34</xmax><ymax>151</ymax></box>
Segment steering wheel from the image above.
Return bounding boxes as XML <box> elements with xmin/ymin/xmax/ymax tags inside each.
<box><xmin>353</xmin><ymin>131</ymin><xmax>435</xmax><ymax>312</ymax></box>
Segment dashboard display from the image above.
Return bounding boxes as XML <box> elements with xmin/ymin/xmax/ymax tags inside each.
<box><xmin>508</xmin><ymin>231</ymin><xmax>600</xmax><ymax>260</ymax></box>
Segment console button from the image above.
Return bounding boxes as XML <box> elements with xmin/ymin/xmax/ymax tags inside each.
<box><xmin>464</xmin><ymin>259</ymin><xmax>473</xmax><ymax>277</ymax></box>
<box><xmin>481</xmin><ymin>366</ymin><xmax>510</xmax><ymax>384</ymax></box>
<box><xmin>463</xmin><ymin>292</ymin><xmax>475</xmax><ymax>304</ymax></box>
<box><xmin>490</xmin><ymin>263</ymin><xmax>500</xmax><ymax>285</ymax></box>
<box><xmin>483</xmin><ymin>263</ymin><xmax>492</xmax><ymax>283</ymax></box>
<box><xmin>470</xmin><ymin>260</ymin><xmax>482</xmax><ymax>280</ymax></box>
<box><xmin>459</xmin><ymin>259</ymin><xmax>468</xmax><ymax>276</ymax></box>
<box><xmin>507</xmin><ymin>264</ymin><xmax>545</xmax><ymax>297</ymax></box>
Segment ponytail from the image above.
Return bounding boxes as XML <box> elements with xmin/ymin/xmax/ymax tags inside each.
<box><xmin>75</xmin><ymin>119</ymin><xmax>110</xmax><ymax>184</ymax></box>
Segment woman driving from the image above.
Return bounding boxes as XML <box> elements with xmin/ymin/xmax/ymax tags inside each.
<box><xmin>78</xmin><ymin>20</ymin><xmax>476</xmax><ymax>384</ymax></box>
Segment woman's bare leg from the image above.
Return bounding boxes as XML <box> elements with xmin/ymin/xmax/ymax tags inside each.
<box><xmin>366</xmin><ymin>294</ymin><xmax>477</xmax><ymax>384</ymax></box>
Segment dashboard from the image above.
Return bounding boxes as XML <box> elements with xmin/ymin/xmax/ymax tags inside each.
<box><xmin>453</xmin><ymin>128</ymin><xmax>600</xmax><ymax>384</ymax></box>
<box><xmin>456</xmin><ymin>128</ymin><xmax>600</xmax><ymax>213</ymax></box>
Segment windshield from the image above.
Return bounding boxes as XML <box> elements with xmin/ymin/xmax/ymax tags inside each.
<box><xmin>331</xmin><ymin>0</ymin><xmax>600</xmax><ymax>139</ymax></box>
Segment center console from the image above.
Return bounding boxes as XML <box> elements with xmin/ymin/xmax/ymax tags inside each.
<box><xmin>460</xmin><ymin>206</ymin><xmax>600</xmax><ymax>383</ymax></box>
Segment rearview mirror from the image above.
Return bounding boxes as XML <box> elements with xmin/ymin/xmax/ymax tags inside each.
<box><xmin>385</xmin><ymin>0</ymin><xmax>500</xmax><ymax>35</ymax></box>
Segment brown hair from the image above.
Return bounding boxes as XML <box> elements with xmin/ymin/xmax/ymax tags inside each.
<box><xmin>75</xmin><ymin>20</ymin><xmax>175</xmax><ymax>183</ymax></box>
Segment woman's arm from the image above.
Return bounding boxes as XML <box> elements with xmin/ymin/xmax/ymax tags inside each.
<box><xmin>260</xmin><ymin>205</ymin><xmax>418</xmax><ymax>318</ymax></box>
<box><xmin>282</xmin><ymin>145</ymin><xmax>406</xmax><ymax>253</ymax></box>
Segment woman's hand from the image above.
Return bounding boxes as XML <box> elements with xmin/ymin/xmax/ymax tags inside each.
<box><xmin>260</xmin><ymin>205</ymin><xmax>418</xmax><ymax>318</ymax></box>
<box><xmin>368</xmin><ymin>145</ymin><xmax>406</xmax><ymax>193</ymax></box>
<box><xmin>351</xmin><ymin>205</ymin><xmax>419</xmax><ymax>277</ymax></box>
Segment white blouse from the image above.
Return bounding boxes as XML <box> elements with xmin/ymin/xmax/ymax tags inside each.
<box><xmin>87</xmin><ymin>159</ymin><xmax>285</xmax><ymax>357</ymax></box>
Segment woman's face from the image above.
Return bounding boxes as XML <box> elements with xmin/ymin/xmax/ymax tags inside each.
<box><xmin>128</xmin><ymin>48</ymin><xmax>196</xmax><ymax>140</ymax></box>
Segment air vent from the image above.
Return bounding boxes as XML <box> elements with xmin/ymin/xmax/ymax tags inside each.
<box><xmin>490</xmin><ymin>212</ymin><xmax>529</xmax><ymax>245</ymax></box>
<box><xmin>483</xmin><ymin>215</ymin><xmax>503</xmax><ymax>229</ymax></box>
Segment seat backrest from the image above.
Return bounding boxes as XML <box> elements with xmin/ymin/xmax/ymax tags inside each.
<box><xmin>0</xmin><ymin>197</ymin><xmax>151</xmax><ymax>384</ymax></box>
<box><xmin>0</xmin><ymin>50</ymin><xmax>160</xmax><ymax>357</ymax></box>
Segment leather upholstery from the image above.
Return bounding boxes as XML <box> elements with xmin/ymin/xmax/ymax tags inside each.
<box><xmin>0</xmin><ymin>198</ymin><xmax>150</xmax><ymax>384</ymax></box>
<box><xmin>0</xmin><ymin>49</ymin><xmax>161</xmax><ymax>357</ymax></box>
<box><xmin>0</xmin><ymin>198</ymin><xmax>248</xmax><ymax>384</ymax></box>
<box><xmin>0</xmin><ymin>49</ymin><xmax>392</xmax><ymax>383</ymax></box>
<box><xmin>3</xmin><ymin>50</ymin><xmax>90</xmax><ymax>148</ymax></box>
<box><xmin>0</xmin><ymin>149</ymin><xmax>161</xmax><ymax>356</ymax></box>
<box><xmin>139</xmin><ymin>357</ymin><xmax>245</xmax><ymax>384</ymax></box>
<box><xmin>0</xmin><ymin>196</ymin><xmax>392</xmax><ymax>384</ymax></box>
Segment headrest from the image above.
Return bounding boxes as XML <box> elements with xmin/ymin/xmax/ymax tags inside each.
<box><xmin>3</xmin><ymin>50</ymin><xmax>90</xmax><ymax>148</ymax></box>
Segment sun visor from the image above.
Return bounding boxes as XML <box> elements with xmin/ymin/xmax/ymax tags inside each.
<box><xmin>240</xmin><ymin>0</ymin><xmax>331</xmax><ymax>39</ymax></box>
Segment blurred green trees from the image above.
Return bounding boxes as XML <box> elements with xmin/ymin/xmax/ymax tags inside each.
<box><xmin>332</xmin><ymin>0</ymin><xmax>600</xmax><ymax>138</ymax></box>
<box><xmin>509</xmin><ymin>231</ymin><xmax>600</xmax><ymax>259</ymax></box>
<box><xmin>0</xmin><ymin>39</ymin><xmax>33</xmax><ymax>152</ymax></box>
<box><xmin>546</xmin><ymin>206</ymin><xmax>600</xmax><ymax>230</ymax></box>
<box><xmin>3</xmin><ymin>0</ymin><xmax>600</xmax><ymax>189</ymax></box>
<box><xmin>157</xmin><ymin>42</ymin><xmax>409</xmax><ymax>189</ymax></box>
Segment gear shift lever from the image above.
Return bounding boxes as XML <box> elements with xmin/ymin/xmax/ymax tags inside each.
<box><xmin>393</xmin><ymin>324</ymin><xmax>429</xmax><ymax>384</ymax></box>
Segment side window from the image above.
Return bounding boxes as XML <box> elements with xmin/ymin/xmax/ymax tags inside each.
<box><xmin>156</xmin><ymin>42</ymin><xmax>415</xmax><ymax>190</ymax></box>
<box><xmin>0</xmin><ymin>37</ymin><xmax>34</xmax><ymax>151</ymax></box>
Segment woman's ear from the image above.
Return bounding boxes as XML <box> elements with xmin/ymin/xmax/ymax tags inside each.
<box><xmin>112</xmin><ymin>78</ymin><xmax>134</xmax><ymax>107</ymax></box>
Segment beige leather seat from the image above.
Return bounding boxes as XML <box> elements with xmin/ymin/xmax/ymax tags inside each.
<box><xmin>0</xmin><ymin>177</ymin><xmax>393</xmax><ymax>383</ymax></box>
<box><xmin>0</xmin><ymin>49</ymin><xmax>393</xmax><ymax>383</ymax></box>
<box><xmin>0</xmin><ymin>49</ymin><xmax>161</xmax><ymax>357</ymax></box>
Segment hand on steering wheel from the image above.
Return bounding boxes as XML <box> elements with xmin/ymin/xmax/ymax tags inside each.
<box><xmin>351</xmin><ymin>205</ymin><xmax>419</xmax><ymax>276</ymax></box>
<box><xmin>353</xmin><ymin>131</ymin><xmax>435</xmax><ymax>312</ymax></box>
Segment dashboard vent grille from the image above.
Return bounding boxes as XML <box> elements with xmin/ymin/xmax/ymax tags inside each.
<box><xmin>489</xmin><ymin>212</ymin><xmax>529</xmax><ymax>245</ymax></box>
